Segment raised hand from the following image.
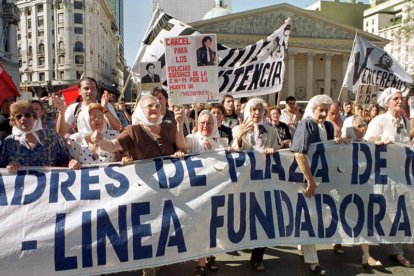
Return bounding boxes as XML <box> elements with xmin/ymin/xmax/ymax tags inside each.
<box><xmin>51</xmin><ymin>93</ymin><xmax>66</xmax><ymax>112</ymax></box>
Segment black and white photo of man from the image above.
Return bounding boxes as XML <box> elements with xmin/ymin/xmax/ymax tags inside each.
<box><xmin>196</xmin><ymin>36</ymin><xmax>216</xmax><ymax>66</ymax></box>
<box><xmin>141</xmin><ymin>63</ymin><xmax>161</xmax><ymax>83</ymax></box>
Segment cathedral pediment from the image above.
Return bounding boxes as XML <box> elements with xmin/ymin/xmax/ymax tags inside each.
<box><xmin>191</xmin><ymin>3</ymin><xmax>387</xmax><ymax>48</ymax></box>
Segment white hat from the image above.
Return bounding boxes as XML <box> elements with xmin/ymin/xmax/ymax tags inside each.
<box><xmin>377</xmin><ymin>87</ymin><xmax>401</xmax><ymax>108</ymax></box>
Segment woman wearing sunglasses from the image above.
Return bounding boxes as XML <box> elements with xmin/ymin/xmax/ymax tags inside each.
<box><xmin>0</xmin><ymin>100</ymin><xmax>70</xmax><ymax>172</ymax></box>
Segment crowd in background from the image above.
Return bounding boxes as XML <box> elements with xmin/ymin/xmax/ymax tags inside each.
<box><xmin>0</xmin><ymin>77</ymin><xmax>413</xmax><ymax>276</ymax></box>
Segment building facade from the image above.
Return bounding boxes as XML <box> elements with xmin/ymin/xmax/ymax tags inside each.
<box><xmin>17</xmin><ymin>0</ymin><xmax>122</xmax><ymax>97</ymax></box>
<box><xmin>152</xmin><ymin>0</ymin><xmax>231</xmax><ymax>23</ymax></box>
<box><xmin>364</xmin><ymin>0</ymin><xmax>414</xmax><ymax>78</ymax></box>
<box><xmin>192</xmin><ymin>3</ymin><xmax>387</xmax><ymax>103</ymax></box>
<box><xmin>0</xmin><ymin>0</ymin><xmax>20</xmax><ymax>88</ymax></box>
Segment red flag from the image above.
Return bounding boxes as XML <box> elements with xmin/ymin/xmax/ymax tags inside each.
<box><xmin>58</xmin><ymin>85</ymin><xmax>79</xmax><ymax>106</ymax></box>
<box><xmin>0</xmin><ymin>64</ymin><xmax>20</xmax><ymax>106</ymax></box>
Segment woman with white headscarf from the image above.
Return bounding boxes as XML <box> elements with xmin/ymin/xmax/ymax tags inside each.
<box><xmin>364</xmin><ymin>87</ymin><xmax>411</xmax><ymax>145</ymax></box>
<box><xmin>290</xmin><ymin>94</ymin><xmax>338</xmax><ymax>275</ymax></box>
<box><xmin>178</xmin><ymin>109</ymin><xmax>225</xmax><ymax>276</ymax></box>
<box><xmin>183</xmin><ymin>110</ymin><xmax>227</xmax><ymax>153</ymax></box>
<box><xmin>363</xmin><ymin>87</ymin><xmax>413</xmax><ymax>268</ymax></box>
<box><xmin>92</xmin><ymin>94</ymin><xmax>187</xmax><ymax>162</ymax></box>
<box><xmin>230</xmin><ymin>98</ymin><xmax>281</xmax><ymax>272</ymax></box>
<box><xmin>68</xmin><ymin>103</ymin><xmax>119</xmax><ymax>166</ymax></box>
<box><xmin>0</xmin><ymin>100</ymin><xmax>71</xmax><ymax>172</ymax></box>
<box><xmin>231</xmin><ymin>98</ymin><xmax>281</xmax><ymax>154</ymax></box>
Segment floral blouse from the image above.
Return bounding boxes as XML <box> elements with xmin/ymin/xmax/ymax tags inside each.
<box><xmin>0</xmin><ymin>129</ymin><xmax>70</xmax><ymax>167</ymax></box>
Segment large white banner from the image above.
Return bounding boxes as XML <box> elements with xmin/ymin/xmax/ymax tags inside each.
<box><xmin>342</xmin><ymin>34</ymin><xmax>413</xmax><ymax>95</ymax></box>
<box><xmin>131</xmin><ymin>8</ymin><xmax>290</xmax><ymax>99</ymax></box>
<box><xmin>1</xmin><ymin>142</ymin><xmax>414</xmax><ymax>275</ymax></box>
<box><xmin>217</xmin><ymin>19</ymin><xmax>290</xmax><ymax>97</ymax></box>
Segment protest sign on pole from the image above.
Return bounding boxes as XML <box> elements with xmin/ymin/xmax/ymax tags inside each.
<box><xmin>355</xmin><ymin>84</ymin><xmax>379</xmax><ymax>108</ymax></box>
<box><xmin>342</xmin><ymin>34</ymin><xmax>413</xmax><ymax>95</ymax></box>
<box><xmin>165</xmin><ymin>34</ymin><xmax>219</xmax><ymax>105</ymax></box>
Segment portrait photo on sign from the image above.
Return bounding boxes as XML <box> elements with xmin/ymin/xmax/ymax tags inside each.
<box><xmin>196</xmin><ymin>35</ymin><xmax>217</xmax><ymax>66</ymax></box>
<box><xmin>141</xmin><ymin>62</ymin><xmax>161</xmax><ymax>83</ymax></box>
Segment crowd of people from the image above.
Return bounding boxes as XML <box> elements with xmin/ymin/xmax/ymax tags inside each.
<box><xmin>0</xmin><ymin>77</ymin><xmax>413</xmax><ymax>276</ymax></box>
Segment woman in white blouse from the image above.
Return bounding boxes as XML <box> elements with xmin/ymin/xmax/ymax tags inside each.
<box><xmin>68</xmin><ymin>103</ymin><xmax>120</xmax><ymax>166</ymax></box>
<box><xmin>364</xmin><ymin>87</ymin><xmax>413</xmax><ymax>268</ymax></box>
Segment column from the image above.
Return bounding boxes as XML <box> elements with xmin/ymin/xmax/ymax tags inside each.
<box><xmin>324</xmin><ymin>54</ymin><xmax>332</xmax><ymax>96</ymax></box>
<box><xmin>288</xmin><ymin>52</ymin><xmax>295</xmax><ymax>97</ymax></box>
<box><xmin>306</xmin><ymin>53</ymin><xmax>314</xmax><ymax>99</ymax></box>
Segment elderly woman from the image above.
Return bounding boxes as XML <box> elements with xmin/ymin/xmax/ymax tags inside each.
<box><xmin>178</xmin><ymin>110</ymin><xmax>224</xmax><ymax>275</ymax></box>
<box><xmin>291</xmin><ymin>94</ymin><xmax>339</xmax><ymax>275</ymax></box>
<box><xmin>364</xmin><ymin>87</ymin><xmax>412</xmax><ymax>268</ymax></box>
<box><xmin>92</xmin><ymin>94</ymin><xmax>187</xmax><ymax>161</ymax></box>
<box><xmin>183</xmin><ymin>110</ymin><xmax>228</xmax><ymax>153</ymax></box>
<box><xmin>92</xmin><ymin>94</ymin><xmax>187</xmax><ymax>276</ymax></box>
<box><xmin>0</xmin><ymin>100</ymin><xmax>71</xmax><ymax>172</ymax></box>
<box><xmin>68</xmin><ymin>103</ymin><xmax>119</xmax><ymax>166</ymax></box>
<box><xmin>231</xmin><ymin>98</ymin><xmax>281</xmax><ymax>272</ymax></box>
<box><xmin>339</xmin><ymin>115</ymin><xmax>383</xmax><ymax>269</ymax></box>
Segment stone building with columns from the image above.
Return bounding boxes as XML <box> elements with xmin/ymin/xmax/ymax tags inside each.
<box><xmin>16</xmin><ymin>0</ymin><xmax>122</xmax><ymax>97</ymax></box>
<box><xmin>192</xmin><ymin>3</ymin><xmax>388</xmax><ymax>104</ymax></box>
<box><xmin>0</xmin><ymin>0</ymin><xmax>20</xmax><ymax>88</ymax></box>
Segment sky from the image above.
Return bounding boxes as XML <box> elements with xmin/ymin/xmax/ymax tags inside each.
<box><xmin>123</xmin><ymin>0</ymin><xmax>367</xmax><ymax>67</ymax></box>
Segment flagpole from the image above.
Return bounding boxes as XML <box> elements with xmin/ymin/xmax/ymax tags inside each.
<box><xmin>118</xmin><ymin>70</ymin><xmax>132</xmax><ymax>104</ymax></box>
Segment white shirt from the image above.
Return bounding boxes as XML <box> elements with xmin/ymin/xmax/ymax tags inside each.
<box><xmin>185</xmin><ymin>133</ymin><xmax>227</xmax><ymax>153</ymax></box>
<box><xmin>364</xmin><ymin>112</ymin><xmax>411</xmax><ymax>144</ymax></box>
<box><xmin>279</xmin><ymin>109</ymin><xmax>299</xmax><ymax>137</ymax></box>
<box><xmin>341</xmin><ymin>115</ymin><xmax>354</xmax><ymax>138</ymax></box>
<box><xmin>68</xmin><ymin>130</ymin><xmax>119</xmax><ymax>164</ymax></box>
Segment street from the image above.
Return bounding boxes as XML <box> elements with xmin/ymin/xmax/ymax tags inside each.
<box><xmin>113</xmin><ymin>244</ymin><xmax>414</xmax><ymax>275</ymax></box>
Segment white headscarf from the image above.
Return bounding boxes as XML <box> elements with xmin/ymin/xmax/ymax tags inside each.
<box><xmin>76</xmin><ymin>106</ymin><xmax>107</xmax><ymax>137</ymax></box>
<box><xmin>243</xmin><ymin>98</ymin><xmax>265</xmax><ymax>125</ymax></box>
<box><xmin>12</xmin><ymin>118</ymin><xmax>44</xmax><ymax>149</ymax></box>
<box><xmin>377</xmin><ymin>87</ymin><xmax>402</xmax><ymax>108</ymax></box>
<box><xmin>131</xmin><ymin>95</ymin><xmax>163</xmax><ymax>126</ymax></box>
<box><xmin>303</xmin><ymin>94</ymin><xmax>333</xmax><ymax>120</ymax></box>
<box><xmin>197</xmin><ymin>110</ymin><xmax>220</xmax><ymax>139</ymax></box>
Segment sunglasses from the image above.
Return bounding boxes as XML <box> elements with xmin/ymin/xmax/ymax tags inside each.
<box><xmin>356</xmin><ymin>124</ymin><xmax>367</xmax><ymax>129</ymax></box>
<box><xmin>14</xmin><ymin>112</ymin><xmax>33</xmax><ymax>120</ymax></box>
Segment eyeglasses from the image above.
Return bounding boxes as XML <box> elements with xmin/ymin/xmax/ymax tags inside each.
<box><xmin>90</xmin><ymin>114</ymin><xmax>104</xmax><ymax>121</ymax></box>
<box><xmin>14</xmin><ymin>112</ymin><xmax>33</xmax><ymax>120</ymax></box>
<box><xmin>144</xmin><ymin>103</ymin><xmax>161</xmax><ymax>109</ymax></box>
<box><xmin>391</xmin><ymin>96</ymin><xmax>402</xmax><ymax>102</ymax></box>
<box><xmin>356</xmin><ymin>124</ymin><xmax>367</xmax><ymax>129</ymax></box>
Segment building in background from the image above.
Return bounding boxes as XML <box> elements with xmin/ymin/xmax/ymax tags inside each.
<box><xmin>107</xmin><ymin>0</ymin><xmax>126</xmax><ymax>97</ymax></box>
<box><xmin>306</xmin><ymin>0</ymin><xmax>370</xmax><ymax>29</ymax></box>
<box><xmin>17</xmin><ymin>0</ymin><xmax>122</xmax><ymax>97</ymax></box>
<box><xmin>152</xmin><ymin>0</ymin><xmax>231</xmax><ymax>23</ymax></box>
<box><xmin>364</xmin><ymin>0</ymin><xmax>414</xmax><ymax>78</ymax></box>
<box><xmin>192</xmin><ymin>3</ymin><xmax>387</xmax><ymax>104</ymax></box>
<box><xmin>0</xmin><ymin>0</ymin><xmax>20</xmax><ymax>88</ymax></box>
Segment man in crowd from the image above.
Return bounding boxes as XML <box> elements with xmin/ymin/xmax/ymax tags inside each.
<box><xmin>280</xmin><ymin>96</ymin><xmax>301</xmax><ymax>137</ymax></box>
<box><xmin>53</xmin><ymin>77</ymin><xmax>121</xmax><ymax>138</ymax></box>
<box><xmin>0</xmin><ymin>96</ymin><xmax>15</xmax><ymax>141</ymax></box>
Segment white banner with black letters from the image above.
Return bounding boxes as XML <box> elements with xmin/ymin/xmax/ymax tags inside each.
<box><xmin>131</xmin><ymin>8</ymin><xmax>290</xmax><ymax>98</ymax></box>
<box><xmin>342</xmin><ymin>34</ymin><xmax>413</xmax><ymax>94</ymax></box>
<box><xmin>1</xmin><ymin>142</ymin><xmax>414</xmax><ymax>275</ymax></box>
